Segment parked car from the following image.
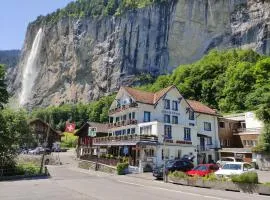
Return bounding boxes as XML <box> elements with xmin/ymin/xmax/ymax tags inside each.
<box><xmin>215</xmin><ymin>162</ymin><xmax>255</xmax><ymax>178</ymax></box>
<box><xmin>187</xmin><ymin>164</ymin><xmax>219</xmax><ymax>177</ymax></box>
<box><xmin>28</xmin><ymin>147</ymin><xmax>44</xmax><ymax>155</ymax></box>
<box><xmin>216</xmin><ymin>157</ymin><xmax>244</xmax><ymax>167</ymax></box>
<box><xmin>153</xmin><ymin>159</ymin><xmax>194</xmax><ymax>179</ymax></box>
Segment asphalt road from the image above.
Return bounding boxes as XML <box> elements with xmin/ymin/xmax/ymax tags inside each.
<box><xmin>0</xmin><ymin>151</ymin><xmax>269</xmax><ymax>200</ymax></box>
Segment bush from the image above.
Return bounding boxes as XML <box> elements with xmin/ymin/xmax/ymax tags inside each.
<box><xmin>61</xmin><ymin>132</ymin><xmax>78</xmax><ymax>148</ymax></box>
<box><xmin>16</xmin><ymin>163</ymin><xmax>40</xmax><ymax>175</ymax></box>
<box><xmin>169</xmin><ymin>171</ymin><xmax>187</xmax><ymax>179</ymax></box>
<box><xmin>231</xmin><ymin>172</ymin><xmax>259</xmax><ymax>184</ymax></box>
<box><xmin>202</xmin><ymin>173</ymin><xmax>218</xmax><ymax>182</ymax></box>
<box><xmin>116</xmin><ymin>162</ymin><xmax>129</xmax><ymax>175</ymax></box>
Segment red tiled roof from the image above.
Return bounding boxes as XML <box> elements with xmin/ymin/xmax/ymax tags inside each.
<box><xmin>187</xmin><ymin>100</ymin><xmax>217</xmax><ymax>116</ymax></box>
<box><xmin>122</xmin><ymin>86</ymin><xmax>218</xmax><ymax>116</ymax></box>
<box><xmin>123</xmin><ymin>86</ymin><xmax>174</xmax><ymax>104</ymax></box>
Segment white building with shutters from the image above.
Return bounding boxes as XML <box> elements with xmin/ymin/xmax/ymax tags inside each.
<box><xmin>93</xmin><ymin>86</ymin><xmax>220</xmax><ymax>171</ymax></box>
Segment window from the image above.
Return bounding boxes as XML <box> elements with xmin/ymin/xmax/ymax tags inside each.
<box><xmin>109</xmin><ymin>117</ymin><xmax>114</xmax><ymax>123</ymax></box>
<box><xmin>164</xmin><ymin>115</ymin><xmax>171</xmax><ymax>123</ymax></box>
<box><xmin>164</xmin><ymin>99</ymin><xmax>170</xmax><ymax>109</ymax></box>
<box><xmin>132</xmin><ymin>112</ymin><xmax>136</xmax><ymax>119</ymax></box>
<box><xmin>144</xmin><ymin>149</ymin><xmax>155</xmax><ymax>157</ymax></box>
<box><xmin>243</xmin><ymin>140</ymin><xmax>247</xmax><ymax>146</ymax></box>
<box><xmin>116</xmin><ymin>117</ymin><xmax>120</xmax><ymax>122</ymax></box>
<box><xmin>140</xmin><ymin>126</ymin><xmax>152</xmax><ymax>135</ymax></box>
<box><xmin>207</xmin><ymin>137</ymin><xmax>212</xmax><ymax>145</ymax></box>
<box><xmin>122</xmin><ymin>129</ymin><xmax>126</xmax><ymax>135</ymax></box>
<box><xmin>127</xmin><ymin>129</ymin><xmax>130</xmax><ymax>134</ymax></box>
<box><xmin>129</xmin><ymin>113</ymin><xmax>132</xmax><ymax>119</ymax></box>
<box><xmin>189</xmin><ymin>111</ymin><xmax>195</xmax><ymax>120</ymax></box>
<box><xmin>227</xmin><ymin>139</ymin><xmax>230</xmax><ymax>147</ymax></box>
<box><xmin>172</xmin><ymin>101</ymin><xmax>178</xmax><ymax>111</ymax></box>
<box><xmin>184</xmin><ymin>127</ymin><xmax>191</xmax><ymax>141</ymax></box>
<box><xmin>172</xmin><ymin>116</ymin><xmax>178</xmax><ymax>124</ymax></box>
<box><xmin>204</xmin><ymin>122</ymin><xmax>211</xmax><ymax>131</ymax></box>
<box><xmin>219</xmin><ymin>122</ymin><xmax>225</xmax><ymax>128</ymax></box>
<box><xmin>123</xmin><ymin>115</ymin><xmax>127</xmax><ymax>121</ymax></box>
<box><xmin>144</xmin><ymin>111</ymin><xmax>151</xmax><ymax>122</ymax></box>
<box><xmin>131</xmin><ymin>128</ymin><xmax>135</xmax><ymax>134</ymax></box>
<box><xmin>164</xmin><ymin>125</ymin><xmax>172</xmax><ymax>139</ymax></box>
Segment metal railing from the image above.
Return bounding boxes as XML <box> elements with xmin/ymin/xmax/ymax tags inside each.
<box><xmin>235</xmin><ymin>127</ymin><xmax>262</xmax><ymax>133</ymax></box>
<box><xmin>109</xmin><ymin>102</ymin><xmax>138</xmax><ymax>115</ymax></box>
<box><xmin>93</xmin><ymin>135</ymin><xmax>158</xmax><ymax>145</ymax></box>
<box><xmin>108</xmin><ymin>119</ymin><xmax>138</xmax><ymax>129</ymax></box>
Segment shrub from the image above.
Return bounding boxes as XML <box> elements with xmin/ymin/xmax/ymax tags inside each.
<box><xmin>231</xmin><ymin>172</ymin><xmax>259</xmax><ymax>184</ymax></box>
<box><xmin>116</xmin><ymin>162</ymin><xmax>129</xmax><ymax>175</ymax></box>
<box><xmin>16</xmin><ymin>163</ymin><xmax>40</xmax><ymax>175</ymax></box>
<box><xmin>169</xmin><ymin>171</ymin><xmax>187</xmax><ymax>179</ymax></box>
<box><xmin>202</xmin><ymin>173</ymin><xmax>218</xmax><ymax>182</ymax></box>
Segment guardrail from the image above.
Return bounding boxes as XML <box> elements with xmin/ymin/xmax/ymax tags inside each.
<box><xmin>108</xmin><ymin>119</ymin><xmax>137</xmax><ymax>128</ymax></box>
<box><xmin>93</xmin><ymin>135</ymin><xmax>158</xmax><ymax>145</ymax></box>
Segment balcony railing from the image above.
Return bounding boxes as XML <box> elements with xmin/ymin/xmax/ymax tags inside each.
<box><xmin>198</xmin><ymin>144</ymin><xmax>219</xmax><ymax>151</ymax></box>
<box><xmin>109</xmin><ymin>102</ymin><xmax>138</xmax><ymax>115</ymax></box>
<box><xmin>233</xmin><ymin>127</ymin><xmax>262</xmax><ymax>134</ymax></box>
<box><xmin>108</xmin><ymin>119</ymin><xmax>137</xmax><ymax>129</ymax></box>
<box><xmin>93</xmin><ymin>135</ymin><xmax>158</xmax><ymax>145</ymax></box>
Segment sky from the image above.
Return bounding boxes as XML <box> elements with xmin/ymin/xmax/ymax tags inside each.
<box><xmin>0</xmin><ymin>0</ymin><xmax>74</xmax><ymax>50</ymax></box>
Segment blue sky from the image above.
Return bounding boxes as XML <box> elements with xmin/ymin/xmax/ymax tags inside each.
<box><xmin>0</xmin><ymin>0</ymin><xmax>74</xmax><ymax>50</ymax></box>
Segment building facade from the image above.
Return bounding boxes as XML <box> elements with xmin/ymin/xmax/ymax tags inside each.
<box><xmin>75</xmin><ymin>122</ymin><xmax>108</xmax><ymax>157</ymax></box>
<box><xmin>93</xmin><ymin>86</ymin><xmax>220</xmax><ymax>172</ymax></box>
<box><xmin>218</xmin><ymin>112</ymin><xmax>264</xmax><ymax>162</ymax></box>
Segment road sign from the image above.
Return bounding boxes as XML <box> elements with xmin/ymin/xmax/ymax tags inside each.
<box><xmin>88</xmin><ymin>127</ymin><xmax>97</xmax><ymax>137</ymax></box>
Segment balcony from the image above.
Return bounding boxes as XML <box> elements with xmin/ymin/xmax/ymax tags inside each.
<box><xmin>108</xmin><ymin>119</ymin><xmax>138</xmax><ymax>129</ymax></box>
<box><xmin>93</xmin><ymin>135</ymin><xmax>158</xmax><ymax>146</ymax></box>
<box><xmin>109</xmin><ymin>102</ymin><xmax>138</xmax><ymax>115</ymax></box>
<box><xmin>198</xmin><ymin>144</ymin><xmax>219</xmax><ymax>151</ymax></box>
<box><xmin>233</xmin><ymin>127</ymin><xmax>262</xmax><ymax>135</ymax></box>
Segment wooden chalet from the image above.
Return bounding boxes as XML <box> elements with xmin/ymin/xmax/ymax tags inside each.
<box><xmin>29</xmin><ymin>118</ymin><xmax>63</xmax><ymax>148</ymax></box>
<box><xmin>75</xmin><ymin>122</ymin><xmax>108</xmax><ymax>157</ymax></box>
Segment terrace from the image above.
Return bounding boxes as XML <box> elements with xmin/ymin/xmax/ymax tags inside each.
<box><xmin>93</xmin><ymin>135</ymin><xmax>158</xmax><ymax>146</ymax></box>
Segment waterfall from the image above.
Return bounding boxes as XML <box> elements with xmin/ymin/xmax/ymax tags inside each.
<box><xmin>19</xmin><ymin>28</ymin><xmax>43</xmax><ymax>106</ymax></box>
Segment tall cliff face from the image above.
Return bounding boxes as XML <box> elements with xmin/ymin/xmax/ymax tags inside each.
<box><xmin>9</xmin><ymin>0</ymin><xmax>270</xmax><ymax>108</ymax></box>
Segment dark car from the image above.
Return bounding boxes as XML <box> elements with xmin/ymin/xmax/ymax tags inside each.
<box><xmin>153</xmin><ymin>160</ymin><xmax>194</xmax><ymax>179</ymax></box>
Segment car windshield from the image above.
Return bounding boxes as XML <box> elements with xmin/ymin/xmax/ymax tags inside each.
<box><xmin>193</xmin><ymin>165</ymin><xmax>208</xmax><ymax>171</ymax></box>
<box><xmin>166</xmin><ymin>160</ymin><xmax>175</xmax><ymax>168</ymax></box>
<box><xmin>222</xmin><ymin>164</ymin><xmax>241</xmax><ymax>170</ymax></box>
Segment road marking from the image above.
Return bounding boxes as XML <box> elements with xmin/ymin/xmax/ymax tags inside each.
<box><xmin>117</xmin><ymin>180</ymin><xmax>230</xmax><ymax>200</ymax></box>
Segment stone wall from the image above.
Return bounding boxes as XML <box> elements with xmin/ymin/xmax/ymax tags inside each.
<box><xmin>78</xmin><ymin>160</ymin><xmax>116</xmax><ymax>174</ymax></box>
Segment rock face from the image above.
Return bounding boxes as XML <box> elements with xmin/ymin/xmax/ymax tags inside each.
<box><xmin>8</xmin><ymin>0</ymin><xmax>270</xmax><ymax>108</ymax></box>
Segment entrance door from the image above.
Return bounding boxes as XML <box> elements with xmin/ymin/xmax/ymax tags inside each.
<box><xmin>200</xmin><ymin>137</ymin><xmax>205</xmax><ymax>151</ymax></box>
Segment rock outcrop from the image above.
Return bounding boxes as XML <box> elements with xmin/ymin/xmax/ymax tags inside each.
<box><xmin>8</xmin><ymin>0</ymin><xmax>270</xmax><ymax>108</ymax></box>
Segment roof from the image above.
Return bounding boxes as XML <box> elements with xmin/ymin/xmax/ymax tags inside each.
<box><xmin>29</xmin><ymin>118</ymin><xmax>63</xmax><ymax>136</ymax></box>
<box><xmin>75</xmin><ymin>122</ymin><xmax>108</xmax><ymax>136</ymax></box>
<box><xmin>186</xmin><ymin>100</ymin><xmax>218</xmax><ymax>116</ymax></box>
<box><xmin>122</xmin><ymin>86</ymin><xmax>217</xmax><ymax>115</ymax></box>
<box><xmin>123</xmin><ymin>85</ymin><xmax>177</xmax><ymax>105</ymax></box>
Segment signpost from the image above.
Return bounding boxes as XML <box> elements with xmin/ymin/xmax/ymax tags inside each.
<box><xmin>88</xmin><ymin>127</ymin><xmax>98</xmax><ymax>170</ymax></box>
<box><xmin>88</xmin><ymin>127</ymin><xmax>97</xmax><ymax>137</ymax></box>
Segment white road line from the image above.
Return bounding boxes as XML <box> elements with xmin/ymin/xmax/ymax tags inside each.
<box><xmin>117</xmin><ymin>180</ymin><xmax>231</xmax><ymax>200</ymax></box>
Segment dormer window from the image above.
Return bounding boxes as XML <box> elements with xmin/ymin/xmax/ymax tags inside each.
<box><xmin>189</xmin><ymin>111</ymin><xmax>195</xmax><ymax>120</ymax></box>
<box><xmin>164</xmin><ymin>99</ymin><xmax>170</xmax><ymax>110</ymax></box>
<box><xmin>172</xmin><ymin>101</ymin><xmax>178</xmax><ymax>111</ymax></box>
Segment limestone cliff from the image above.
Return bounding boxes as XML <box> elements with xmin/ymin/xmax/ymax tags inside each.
<box><xmin>9</xmin><ymin>0</ymin><xmax>270</xmax><ymax>108</ymax></box>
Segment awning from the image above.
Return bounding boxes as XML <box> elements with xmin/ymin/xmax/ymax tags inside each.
<box><xmin>197</xmin><ymin>133</ymin><xmax>210</xmax><ymax>138</ymax></box>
